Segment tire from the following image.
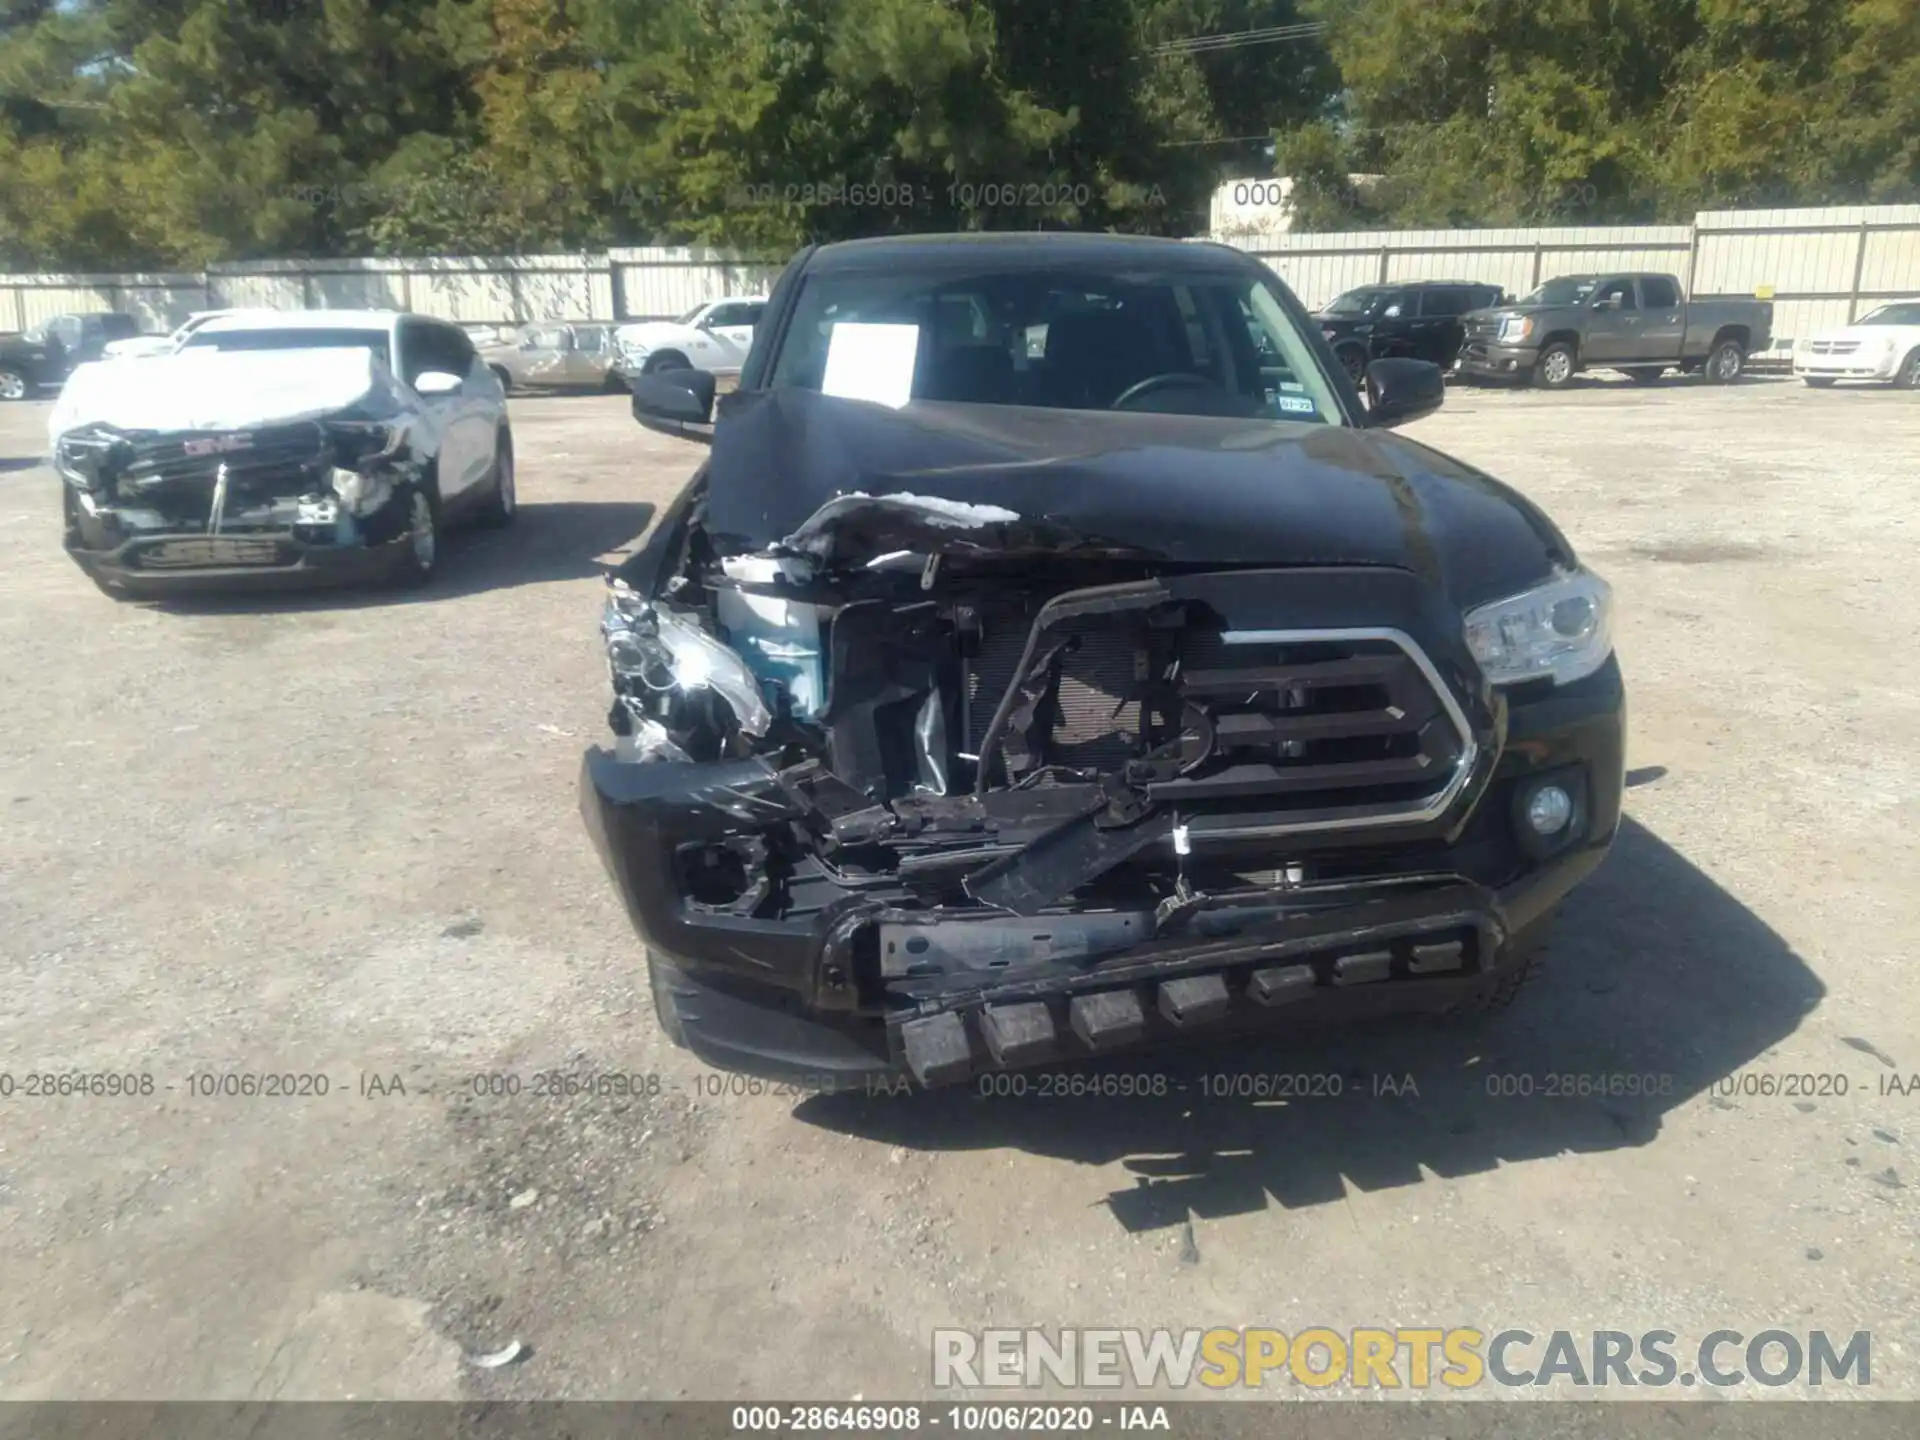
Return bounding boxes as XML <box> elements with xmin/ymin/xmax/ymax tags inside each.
<box><xmin>476</xmin><ymin>430</ymin><xmax>516</xmax><ymax>528</ymax></box>
<box><xmin>1335</xmin><ymin>344</ymin><xmax>1368</xmax><ymax>387</ymax></box>
<box><xmin>1623</xmin><ymin>367</ymin><xmax>1664</xmax><ymax>384</ymax></box>
<box><xmin>1533</xmin><ymin>342</ymin><xmax>1577</xmax><ymax>389</ymax></box>
<box><xmin>489</xmin><ymin>365</ymin><xmax>513</xmax><ymax>394</ymax></box>
<box><xmin>390</xmin><ymin>483</ymin><xmax>441</xmax><ymax>587</ymax></box>
<box><xmin>1703</xmin><ymin>338</ymin><xmax>1745</xmax><ymax>384</ymax></box>
<box><xmin>0</xmin><ymin>368</ymin><xmax>27</xmax><ymax>402</ymax></box>
<box><xmin>646</xmin><ymin>950</ymin><xmax>689</xmax><ymax>1049</ymax></box>
<box><xmin>600</xmin><ymin>369</ymin><xmax>629</xmax><ymax>394</ymax></box>
<box><xmin>1894</xmin><ymin>348</ymin><xmax>1920</xmax><ymax>390</ymax></box>
<box><xmin>1802</xmin><ymin>377</ymin><xmax>1837</xmax><ymax>388</ymax></box>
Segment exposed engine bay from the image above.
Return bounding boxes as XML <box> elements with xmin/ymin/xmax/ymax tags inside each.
<box><xmin>602</xmin><ymin>482</ymin><xmax>1486</xmax><ymax>948</ymax></box>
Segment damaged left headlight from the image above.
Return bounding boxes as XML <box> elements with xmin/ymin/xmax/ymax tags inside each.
<box><xmin>602</xmin><ymin>581</ymin><xmax>774</xmax><ymax>740</ymax></box>
<box><xmin>54</xmin><ymin>429</ymin><xmax>126</xmax><ymax>492</ymax></box>
<box><xmin>328</xmin><ymin>465</ymin><xmax>394</xmax><ymax>517</ymax></box>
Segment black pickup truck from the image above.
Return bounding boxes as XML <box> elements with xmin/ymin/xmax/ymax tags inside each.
<box><xmin>584</xmin><ymin>232</ymin><xmax>1625</xmax><ymax>1090</ymax></box>
<box><xmin>0</xmin><ymin>312</ymin><xmax>143</xmax><ymax>400</ymax></box>
<box><xmin>1455</xmin><ymin>273</ymin><xmax>1774</xmax><ymax>388</ymax></box>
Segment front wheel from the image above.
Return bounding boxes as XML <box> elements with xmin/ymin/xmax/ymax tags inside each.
<box><xmin>476</xmin><ymin>433</ymin><xmax>516</xmax><ymax>527</ymax></box>
<box><xmin>0</xmin><ymin>368</ymin><xmax>27</xmax><ymax>402</ymax></box>
<box><xmin>1894</xmin><ymin>349</ymin><xmax>1920</xmax><ymax>390</ymax></box>
<box><xmin>391</xmin><ymin>485</ymin><xmax>441</xmax><ymax>586</ymax></box>
<box><xmin>1533</xmin><ymin>342</ymin><xmax>1577</xmax><ymax>389</ymax></box>
<box><xmin>1703</xmin><ymin>338</ymin><xmax>1745</xmax><ymax>383</ymax></box>
<box><xmin>1335</xmin><ymin>345</ymin><xmax>1368</xmax><ymax>387</ymax></box>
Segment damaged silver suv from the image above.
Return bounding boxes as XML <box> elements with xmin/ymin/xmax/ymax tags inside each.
<box><xmin>581</xmin><ymin>233</ymin><xmax>1625</xmax><ymax>1090</ymax></box>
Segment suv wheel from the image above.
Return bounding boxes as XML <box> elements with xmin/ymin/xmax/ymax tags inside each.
<box><xmin>1533</xmin><ymin>342</ymin><xmax>1576</xmax><ymax>389</ymax></box>
<box><xmin>1336</xmin><ymin>345</ymin><xmax>1367</xmax><ymax>387</ymax></box>
<box><xmin>477</xmin><ymin>432</ymin><xmax>516</xmax><ymax>527</ymax></box>
<box><xmin>1895</xmin><ymin>348</ymin><xmax>1920</xmax><ymax>390</ymax></box>
<box><xmin>392</xmin><ymin>484</ymin><xmax>441</xmax><ymax>586</ymax></box>
<box><xmin>0</xmin><ymin>368</ymin><xmax>26</xmax><ymax>401</ymax></box>
<box><xmin>1704</xmin><ymin>338</ymin><xmax>1745</xmax><ymax>383</ymax></box>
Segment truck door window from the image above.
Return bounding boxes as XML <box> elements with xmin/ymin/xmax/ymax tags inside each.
<box><xmin>1419</xmin><ymin>288</ymin><xmax>1468</xmax><ymax>317</ymax></box>
<box><xmin>1640</xmin><ymin>277</ymin><xmax>1679</xmax><ymax>310</ymax></box>
<box><xmin>1594</xmin><ymin>279</ymin><xmax>1637</xmax><ymax>311</ymax></box>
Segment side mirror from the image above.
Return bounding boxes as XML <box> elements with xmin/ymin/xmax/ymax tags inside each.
<box><xmin>414</xmin><ymin>370</ymin><xmax>464</xmax><ymax>396</ymax></box>
<box><xmin>631</xmin><ymin>369</ymin><xmax>717</xmax><ymax>444</ymax></box>
<box><xmin>1363</xmin><ymin>357</ymin><xmax>1444</xmax><ymax>429</ymax></box>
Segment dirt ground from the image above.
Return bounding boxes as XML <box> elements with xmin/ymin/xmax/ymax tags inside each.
<box><xmin>2</xmin><ymin>371</ymin><xmax>1918</xmax><ymax>1405</ymax></box>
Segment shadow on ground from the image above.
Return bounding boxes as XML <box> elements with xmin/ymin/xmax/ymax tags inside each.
<box><xmin>135</xmin><ymin>500</ymin><xmax>655</xmax><ymax>614</ymax></box>
<box><xmin>797</xmin><ymin>815</ymin><xmax>1823</xmax><ymax>1229</ymax></box>
<box><xmin>0</xmin><ymin>455</ymin><xmax>40</xmax><ymax>474</ymax></box>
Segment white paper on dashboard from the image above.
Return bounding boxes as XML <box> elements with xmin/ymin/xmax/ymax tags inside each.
<box><xmin>820</xmin><ymin>323</ymin><xmax>919</xmax><ymax>408</ymax></box>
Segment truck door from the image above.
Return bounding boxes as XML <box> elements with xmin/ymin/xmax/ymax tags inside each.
<box><xmin>1583</xmin><ymin>277</ymin><xmax>1640</xmax><ymax>362</ymax></box>
<box><xmin>1412</xmin><ymin>286</ymin><xmax>1471</xmax><ymax>366</ymax></box>
<box><xmin>1636</xmin><ymin>276</ymin><xmax>1685</xmax><ymax>361</ymax></box>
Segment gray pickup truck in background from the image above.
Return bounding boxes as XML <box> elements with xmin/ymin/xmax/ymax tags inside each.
<box><xmin>1454</xmin><ymin>273</ymin><xmax>1774</xmax><ymax>389</ymax></box>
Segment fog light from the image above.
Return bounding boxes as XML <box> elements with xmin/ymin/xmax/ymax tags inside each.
<box><xmin>1526</xmin><ymin>784</ymin><xmax>1574</xmax><ymax>835</ymax></box>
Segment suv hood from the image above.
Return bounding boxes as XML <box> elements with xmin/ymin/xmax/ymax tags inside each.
<box><xmin>703</xmin><ymin>388</ymin><xmax>1573</xmax><ymax>608</ymax></box>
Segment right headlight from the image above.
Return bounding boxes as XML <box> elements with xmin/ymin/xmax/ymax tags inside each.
<box><xmin>1498</xmin><ymin>315</ymin><xmax>1534</xmax><ymax>343</ymax></box>
<box><xmin>1463</xmin><ymin>567</ymin><xmax>1614</xmax><ymax>687</ymax></box>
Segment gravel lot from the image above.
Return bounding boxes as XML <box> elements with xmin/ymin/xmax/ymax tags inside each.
<box><xmin>2</xmin><ymin>374</ymin><xmax>1918</xmax><ymax>1405</ymax></box>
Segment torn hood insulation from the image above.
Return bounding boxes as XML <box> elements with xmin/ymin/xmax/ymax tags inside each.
<box><xmin>49</xmin><ymin>348</ymin><xmax>411</xmax><ymax>446</ymax></box>
<box><xmin>704</xmin><ymin>388</ymin><xmax>1573</xmax><ymax>606</ymax></box>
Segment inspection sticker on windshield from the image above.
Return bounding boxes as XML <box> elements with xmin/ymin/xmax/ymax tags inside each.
<box><xmin>1275</xmin><ymin>394</ymin><xmax>1318</xmax><ymax>415</ymax></box>
<box><xmin>821</xmin><ymin>323</ymin><xmax>919</xmax><ymax>408</ymax></box>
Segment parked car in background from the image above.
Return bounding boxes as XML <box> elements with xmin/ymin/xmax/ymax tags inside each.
<box><xmin>1455</xmin><ymin>273</ymin><xmax>1773</xmax><ymax>388</ymax></box>
<box><xmin>1</xmin><ymin>312</ymin><xmax>144</xmax><ymax>399</ymax></box>
<box><xmin>101</xmin><ymin>309</ymin><xmax>251</xmax><ymax>360</ymax></box>
<box><xmin>53</xmin><ymin>309</ymin><xmax>513</xmax><ymax>595</ymax></box>
<box><xmin>480</xmin><ymin>321</ymin><xmax>623</xmax><ymax>393</ymax></box>
<box><xmin>613</xmin><ymin>297</ymin><xmax>766</xmax><ymax>384</ymax></box>
<box><xmin>1793</xmin><ymin>301</ymin><xmax>1920</xmax><ymax>389</ymax></box>
<box><xmin>1314</xmin><ymin>280</ymin><xmax>1507</xmax><ymax>385</ymax></box>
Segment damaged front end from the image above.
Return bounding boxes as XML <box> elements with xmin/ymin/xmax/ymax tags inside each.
<box><xmin>582</xmin><ymin>487</ymin><xmax>1624</xmax><ymax>1089</ymax></box>
<box><xmin>58</xmin><ymin>363</ymin><xmax>430</xmax><ymax>592</ymax></box>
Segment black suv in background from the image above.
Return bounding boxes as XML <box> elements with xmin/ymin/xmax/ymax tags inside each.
<box><xmin>1314</xmin><ymin>281</ymin><xmax>1507</xmax><ymax>385</ymax></box>
<box><xmin>0</xmin><ymin>311</ymin><xmax>142</xmax><ymax>400</ymax></box>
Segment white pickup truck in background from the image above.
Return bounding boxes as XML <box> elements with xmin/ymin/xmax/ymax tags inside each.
<box><xmin>613</xmin><ymin>297</ymin><xmax>767</xmax><ymax>383</ymax></box>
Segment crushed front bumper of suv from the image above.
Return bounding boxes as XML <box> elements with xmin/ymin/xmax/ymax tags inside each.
<box><xmin>58</xmin><ymin>418</ymin><xmax>425</xmax><ymax>593</ymax></box>
<box><xmin>579</xmin><ymin>498</ymin><xmax>1626</xmax><ymax>1090</ymax></box>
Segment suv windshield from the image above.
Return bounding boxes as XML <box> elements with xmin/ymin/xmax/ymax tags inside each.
<box><xmin>181</xmin><ymin>327</ymin><xmax>392</xmax><ymax>367</ymax></box>
<box><xmin>1858</xmin><ymin>303</ymin><xmax>1920</xmax><ymax>326</ymax></box>
<box><xmin>767</xmin><ymin>265</ymin><xmax>1342</xmax><ymax>424</ymax></box>
<box><xmin>1520</xmin><ymin>277</ymin><xmax>1601</xmax><ymax>305</ymax></box>
<box><xmin>1321</xmin><ymin>286</ymin><xmax>1398</xmax><ymax>317</ymax></box>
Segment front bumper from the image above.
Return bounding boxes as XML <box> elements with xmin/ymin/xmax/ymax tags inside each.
<box><xmin>66</xmin><ymin>527</ymin><xmax>407</xmax><ymax>594</ymax></box>
<box><xmin>1793</xmin><ymin>354</ymin><xmax>1898</xmax><ymax>381</ymax></box>
<box><xmin>1454</xmin><ymin>343</ymin><xmax>1540</xmax><ymax>379</ymax></box>
<box><xmin>582</xmin><ymin>657</ymin><xmax>1627</xmax><ymax>1089</ymax></box>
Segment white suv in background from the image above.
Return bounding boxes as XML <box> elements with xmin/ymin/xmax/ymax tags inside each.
<box><xmin>1794</xmin><ymin>300</ymin><xmax>1920</xmax><ymax>388</ymax></box>
<box><xmin>613</xmin><ymin>297</ymin><xmax>767</xmax><ymax>382</ymax></box>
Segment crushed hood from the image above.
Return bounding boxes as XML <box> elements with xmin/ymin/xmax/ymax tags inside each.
<box><xmin>49</xmin><ymin>348</ymin><xmax>412</xmax><ymax>446</ymax></box>
<box><xmin>703</xmin><ymin>388</ymin><xmax>1573</xmax><ymax>607</ymax></box>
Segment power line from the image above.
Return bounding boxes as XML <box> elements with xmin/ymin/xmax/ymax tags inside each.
<box><xmin>1149</xmin><ymin>22</ymin><xmax>1329</xmax><ymax>57</ymax></box>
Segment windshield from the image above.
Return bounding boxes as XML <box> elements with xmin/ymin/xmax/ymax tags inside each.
<box><xmin>674</xmin><ymin>304</ymin><xmax>706</xmax><ymax>325</ymax></box>
<box><xmin>1520</xmin><ymin>277</ymin><xmax>1601</xmax><ymax>306</ymax></box>
<box><xmin>181</xmin><ymin>327</ymin><xmax>392</xmax><ymax>367</ymax></box>
<box><xmin>767</xmin><ymin>265</ymin><xmax>1342</xmax><ymax>424</ymax></box>
<box><xmin>1321</xmin><ymin>287</ymin><xmax>1395</xmax><ymax>317</ymax></box>
<box><xmin>1858</xmin><ymin>303</ymin><xmax>1920</xmax><ymax>326</ymax></box>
